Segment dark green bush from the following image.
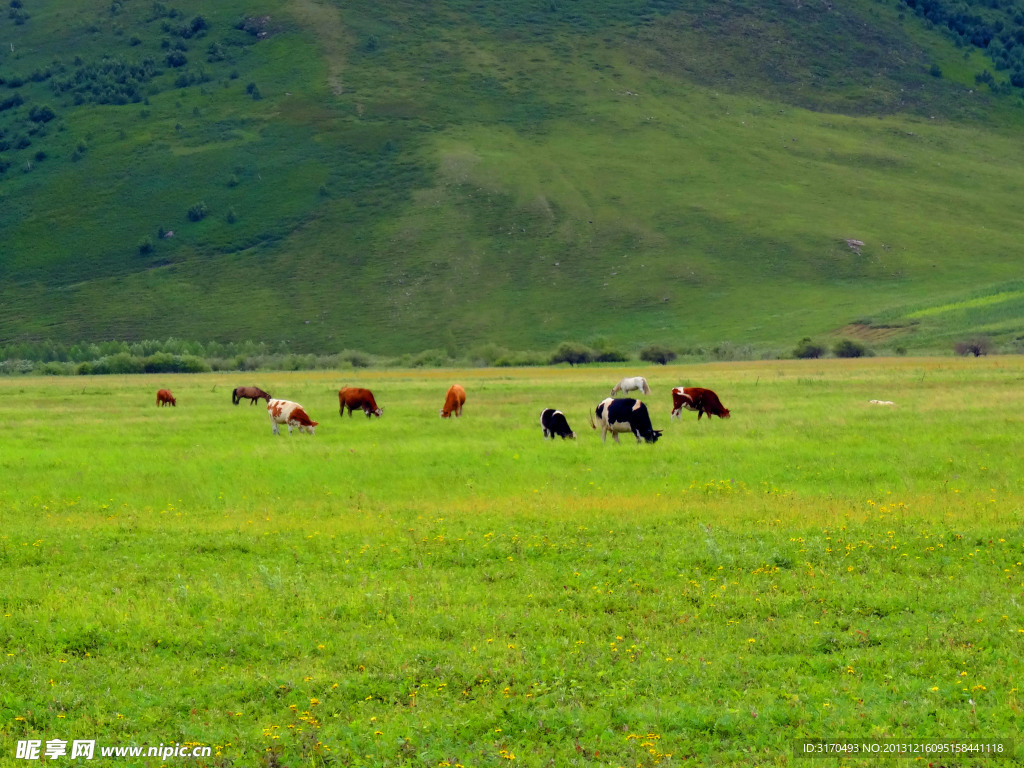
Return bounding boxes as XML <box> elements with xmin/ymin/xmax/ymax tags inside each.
<box><xmin>187</xmin><ymin>202</ymin><xmax>208</xmax><ymax>221</ymax></box>
<box><xmin>36</xmin><ymin>361</ymin><xmax>71</xmax><ymax>375</ymax></box>
<box><xmin>639</xmin><ymin>344</ymin><xmax>677</xmax><ymax>365</ymax></box>
<box><xmin>833</xmin><ymin>339</ymin><xmax>869</xmax><ymax>358</ymax></box>
<box><xmin>793</xmin><ymin>337</ymin><xmax>826</xmax><ymax>359</ymax></box>
<box><xmin>551</xmin><ymin>341</ymin><xmax>594</xmax><ymax>366</ymax></box>
<box><xmin>594</xmin><ymin>348</ymin><xmax>628</xmax><ymax>363</ymax></box>
<box><xmin>28</xmin><ymin>105</ymin><xmax>56</xmax><ymax>123</ymax></box>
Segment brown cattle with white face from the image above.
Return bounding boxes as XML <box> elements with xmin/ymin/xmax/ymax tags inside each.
<box><xmin>156</xmin><ymin>389</ymin><xmax>176</xmax><ymax>407</ymax></box>
<box><xmin>440</xmin><ymin>385</ymin><xmax>466</xmax><ymax>418</ymax></box>
<box><xmin>671</xmin><ymin>387</ymin><xmax>730</xmax><ymax>420</ymax></box>
<box><xmin>267</xmin><ymin>399</ymin><xmax>318</xmax><ymax>435</ymax></box>
<box><xmin>339</xmin><ymin>387</ymin><xmax>383</xmax><ymax>418</ymax></box>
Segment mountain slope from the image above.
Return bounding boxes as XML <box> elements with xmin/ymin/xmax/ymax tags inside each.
<box><xmin>2</xmin><ymin>0</ymin><xmax>1023</xmax><ymax>355</ymax></box>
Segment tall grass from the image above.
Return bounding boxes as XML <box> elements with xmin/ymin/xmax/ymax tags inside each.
<box><xmin>1</xmin><ymin>359</ymin><xmax>1021</xmax><ymax>766</ymax></box>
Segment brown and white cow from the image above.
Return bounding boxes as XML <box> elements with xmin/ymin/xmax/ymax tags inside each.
<box><xmin>671</xmin><ymin>387</ymin><xmax>730</xmax><ymax>420</ymax></box>
<box><xmin>440</xmin><ymin>384</ymin><xmax>466</xmax><ymax>418</ymax></box>
<box><xmin>156</xmin><ymin>389</ymin><xmax>176</xmax><ymax>407</ymax></box>
<box><xmin>339</xmin><ymin>387</ymin><xmax>383</xmax><ymax>418</ymax></box>
<box><xmin>267</xmin><ymin>399</ymin><xmax>318</xmax><ymax>435</ymax></box>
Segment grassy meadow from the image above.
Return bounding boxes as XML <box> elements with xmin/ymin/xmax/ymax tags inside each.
<box><xmin>1</xmin><ymin>358</ymin><xmax>1022</xmax><ymax>766</ymax></box>
<box><xmin>6</xmin><ymin>0</ymin><xmax>1024</xmax><ymax>354</ymax></box>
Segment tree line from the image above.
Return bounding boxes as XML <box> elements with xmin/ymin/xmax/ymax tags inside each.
<box><xmin>901</xmin><ymin>0</ymin><xmax>1024</xmax><ymax>90</ymax></box>
<box><xmin>0</xmin><ymin>338</ymin><xmax>762</xmax><ymax>376</ymax></box>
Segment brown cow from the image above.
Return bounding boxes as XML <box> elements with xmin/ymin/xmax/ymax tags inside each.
<box><xmin>671</xmin><ymin>387</ymin><xmax>730</xmax><ymax>420</ymax></box>
<box><xmin>156</xmin><ymin>389</ymin><xmax>176</xmax><ymax>407</ymax></box>
<box><xmin>440</xmin><ymin>384</ymin><xmax>466</xmax><ymax>418</ymax></box>
<box><xmin>338</xmin><ymin>387</ymin><xmax>383</xmax><ymax>418</ymax></box>
<box><xmin>233</xmin><ymin>386</ymin><xmax>271</xmax><ymax>405</ymax></box>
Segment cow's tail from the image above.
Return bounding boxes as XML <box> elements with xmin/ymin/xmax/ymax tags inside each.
<box><xmin>231</xmin><ymin>388</ymin><xmax>239</xmax><ymax>405</ymax></box>
<box><xmin>643</xmin><ymin>380</ymin><xmax>651</xmax><ymax>395</ymax></box>
<box><xmin>588</xmin><ymin>409</ymin><xmax>597</xmax><ymax>430</ymax></box>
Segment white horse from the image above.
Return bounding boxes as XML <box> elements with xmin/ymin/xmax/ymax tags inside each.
<box><xmin>611</xmin><ymin>376</ymin><xmax>650</xmax><ymax>397</ymax></box>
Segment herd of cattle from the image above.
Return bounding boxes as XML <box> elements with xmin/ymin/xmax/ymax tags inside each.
<box><xmin>154</xmin><ymin>376</ymin><xmax>730</xmax><ymax>444</ymax></box>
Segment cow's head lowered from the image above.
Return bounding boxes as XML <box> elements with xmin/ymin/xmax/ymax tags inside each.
<box><xmin>591</xmin><ymin>397</ymin><xmax>662</xmax><ymax>444</ymax></box>
<box><xmin>440</xmin><ymin>384</ymin><xmax>466</xmax><ymax>418</ymax></box>
<box><xmin>268</xmin><ymin>399</ymin><xmax>318</xmax><ymax>436</ymax></box>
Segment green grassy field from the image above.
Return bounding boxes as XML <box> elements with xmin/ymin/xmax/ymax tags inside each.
<box><xmin>1</xmin><ymin>359</ymin><xmax>1022</xmax><ymax>767</ymax></box>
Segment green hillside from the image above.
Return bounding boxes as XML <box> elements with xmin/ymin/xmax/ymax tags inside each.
<box><xmin>2</xmin><ymin>0</ymin><xmax>1024</xmax><ymax>357</ymax></box>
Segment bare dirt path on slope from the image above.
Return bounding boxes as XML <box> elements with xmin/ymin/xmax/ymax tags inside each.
<box><xmin>289</xmin><ymin>0</ymin><xmax>349</xmax><ymax>95</ymax></box>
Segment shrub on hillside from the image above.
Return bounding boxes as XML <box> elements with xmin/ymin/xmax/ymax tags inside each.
<box><xmin>586</xmin><ymin>336</ymin><xmax>629</xmax><ymax>363</ymax></box>
<box><xmin>639</xmin><ymin>344</ymin><xmax>677</xmax><ymax>365</ymax></box>
<box><xmin>469</xmin><ymin>343</ymin><xmax>510</xmax><ymax>367</ymax></box>
<box><xmin>407</xmin><ymin>348</ymin><xmax>451</xmax><ymax>368</ymax></box>
<box><xmin>594</xmin><ymin>348</ymin><xmax>628</xmax><ymax>363</ymax></box>
<box><xmin>497</xmin><ymin>350</ymin><xmax>547</xmax><ymax>367</ymax></box>
<box><xmin>338</xmin><ymin>349</ymin><xmax>373</xmax><ymax>368</ymax></box>
<box><xmin>187</xmin><ymin>202</ymin><xmax>208</xmax><ymax>221</ymax></box>
<box><xmin>36</xmin><ymin>361</ymin><xmax>72</xmax><ymax>375</ymax></box>
<box><xmin>833</xmin><ymin>339</ymin><xmax>869</xmax><ymax>358</ymax></box>
<box><xmin>142</xmin><ymin>352</ymin><xmax>209</xmax><ymax>373</ymax></box>
<box><xmin>793</xmin><ymin>337</ymin><xmax>825</xmax><ymax>359</ymax></box>
<box><xmin>551</xmin><ymin>341</ymin><xmax>594</xmax><ymax>366</ymax></box>
<box><xmin>281</xmin><ymin>354</ymin><xmax>316</xmax><ymax>371</ymax></box>
<box><xmin>91</xmin><ymin>353</ymin><xmax>145</xmax><ymax>374</ymax></box>
<box><xmin>954</xmin><ymin>336</ymin><xmax>993</xmax><ymax>357</ymax></box>
<box><xmin>28</xmin><ymin>105</ymin><xmax>56</xmax><ymax>123</ymax></box>
<box><xmin>709</xmin><ymin>342</ymin><xmax>753</xmax><ymax>361</ymax></box>
<box><xmin>175</xmin><ymin>355</ymin><xmax>210</xmax><ymax>373</ymax></box>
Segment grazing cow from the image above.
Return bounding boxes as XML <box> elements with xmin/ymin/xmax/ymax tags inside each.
<box><xmin>540</xmin><ymin>408</ymin><xmax>576</xmax><ymax>440</ymax></box>
<box><xmin>440</xmin><ymin>384</ymin><xmax>466</xmax><ymax>419</ymax></box>
<box><xmin>267</xmin><ymin>399</ymin><xmax>318</xmax><ymax>436</ymax></box>
<box><xmin>590</xmin><ymin>397</ymin><xmax>662</xmax><ymax>444</ymax></box>
<box><xmin>338</xmin><ymin>387</ymin><xmax>383</xmax><ymax>418</ymax></box>
<box><xmin>671</xmin><ymin>387</ymin><xmax>730</xmax><ymax>420</ymax></box>
<box><xmin>156</xmin><ymin>389</ymin><xmax>176</xmax><ymax>407</ymax></box>
<box><xmin>233</xmin><ymin>386</ymin><xmax>271</xmax><ymax>405</ymax></box>
<box><xmin>611</xmin><ymin>376</ymin><xmax>651</xmax><ymax>397</ymax></box>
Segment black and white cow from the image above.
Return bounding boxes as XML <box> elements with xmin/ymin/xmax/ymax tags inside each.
<box><xmin>540</xmin><ymin>408</ymin><xmax>576</xmax><ymax>440</ymax></box>
<box><xmin>590</xmin><ymin>397</ymin><xmax>662</xmax><ymax>444</ymax></box>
